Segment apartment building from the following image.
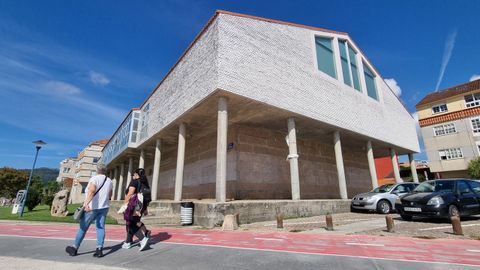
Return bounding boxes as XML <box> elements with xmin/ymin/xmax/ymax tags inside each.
<box><xmin>56</xmin><ymin>157</ymin><xmax>77</xmax><ymax>183</ymax></box>
<box><xmin>416</xmin><ymin>79</ymin><xmax>480</xmax><ymax>178</ymax></box>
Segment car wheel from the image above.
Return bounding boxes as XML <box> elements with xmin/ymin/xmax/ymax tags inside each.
<box><xmin>376</xmin><ymin>200</ymin><xmax>391</xmax><ymax>214</ymax></box>
<box><xmin>400</xmin><ymin>214</ymin><xmax>413</xmax><ymax>221</ymax></box>
<box><xmin>448</xmin><ymin>205</ymin><xmax>460</xmax><ymax>218</ymax></box>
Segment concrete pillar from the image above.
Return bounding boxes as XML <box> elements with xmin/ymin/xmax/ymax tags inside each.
<box><xmin>116</xmin><ymin>163</ymin><xmax>124</xmax><ymax>200</ymax></box>
<box><xmin>424</xmin><ymin>170</ymin><xmax>429</xmax><ymax>180</ymax></box>
<box><xmin>139</xmin><ymin>149</ymin><xmax>145</xmax><ymax>169</ymax></box>
<box><xmin>366</xmin><ymin>140</ymin><xmax>378</xmax><ymax>189</ymax></box>
<box><xmin>151</xmin><ymin>139</ymin><xmax>162</xmax><ymax>201</ymax></box>
<box><xmin>409</xmin><ymin>153</ymin><xmax>419</xmax><ymax>183</ymax></box>
<box><xmin>111</xmin><ymin>167</ymin><xmax>118</xmax><ymax>200</ymax></box>
<box><xmin>126</xmin><ymin>157</ymin><xmax>133</xmax><ymax>186</ymax></box>
<box><xmin>334</xmin><ymin>131</ymin><xmax>348</xmax><ymax>199</ymax></box>
<box><xmin>390</xmin><ymin>148</ymin><xmax>403</xmax><ymax>183</ymax></box>
<box><xmin>216</xmin><ymin>97</ymin><xmax>228</xmax><ymax>203</ymax></box>
<box><xmin>287</xmin><ymin>117</ymin><xmax>301</xmax><ymax>200</ymax></box>
<box><xmin>174</xmin><ymin>123</ymin><xmax>186</xmax><ymax>201</ymax></box>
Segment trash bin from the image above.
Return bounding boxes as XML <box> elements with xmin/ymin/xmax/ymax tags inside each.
<box><xmin>180</xmin><ymin>202</ymin><xmax>194</xmax><ymax>225</ymax></box>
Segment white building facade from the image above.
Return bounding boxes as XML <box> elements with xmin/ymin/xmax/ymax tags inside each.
<box><xmin>102</xmin><ymin>11</ymin><xmax>419</xmax><ymax>203</ymax></box>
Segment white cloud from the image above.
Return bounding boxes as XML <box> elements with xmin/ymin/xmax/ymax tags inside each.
<box><xmin>385</xmin><ymin>78</ymin><xmax>402</xmax><ymax>97</ymax></box>
<box><xmin>470</xmin><ymin>74</ymin><xmax>480</xmax><ymax>82</ymax></box>
<box><xmin>435</xmin><ymin>29</ymin><xmax>457</xmax><ymax>91</ymax></box>
<box><xmin>44</xmin><ymin>81</ymin><xmax>81</xmax><ymax>95</ymax></box>
<box><xmin>89</xmin><ymin>71</ymin><xmax>110</xmax><ymax>86</ymax></box>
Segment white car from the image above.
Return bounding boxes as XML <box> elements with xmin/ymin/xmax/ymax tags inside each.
<box><xmin>351</xmin><ymin>183</ymin><xmax>419</xmax><ymax>214</ymax></box>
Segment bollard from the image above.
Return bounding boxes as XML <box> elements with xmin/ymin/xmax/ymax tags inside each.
<box><xmin>451</xmin><ymin>216</ymin><xmax>463</xmax><ymax>235</ymax></box>
<box><xmin>277</xmin><ymin>214</ymin><xmax>284</xmax><ymax>229</ymax></box>
<box><xmin>325</xmin><ymin>213</ymin><xmax>334</xmax><ymax>231</ymax></box>
<box><xmin>385</xmin><ymin>215</ymin><xmax>395</xmax><ymax>232</ymax></box>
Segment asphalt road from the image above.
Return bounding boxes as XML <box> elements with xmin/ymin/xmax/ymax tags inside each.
<box><xmin>0</xmin><ymin>222</ymin><xmax>478</xmax><ymax>270</ymax></box>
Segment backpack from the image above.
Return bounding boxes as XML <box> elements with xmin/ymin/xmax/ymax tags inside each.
<box><xmin>138</xmin><ymin>181</ymin><xmax>152</xmax><ymax>205</ymax></box>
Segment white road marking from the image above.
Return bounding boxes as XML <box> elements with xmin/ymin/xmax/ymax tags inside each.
<box><xmin>419</xmin><ymin>224</ymin><xmax>479</xmax><ymax>231</ymax></box>
<box><xmin>466</xmin><ymin>249</ymin><xmax>480</xmax><ymax>253</ymax></box>
<box><xmin>254</xmin><ymin>237</ymin><xmax>284</xmax><ymax>241</ymax></box>
<box><xmin>345</xmin><ymin>242</ymin><xmax>385</xmax><ymax>247</ymax></box>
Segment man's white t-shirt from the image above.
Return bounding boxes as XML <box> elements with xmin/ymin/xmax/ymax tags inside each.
<box><xmin>85</xmin><ymin>174</ymin><xmax>113</xmax><ymax>210</ymax></box>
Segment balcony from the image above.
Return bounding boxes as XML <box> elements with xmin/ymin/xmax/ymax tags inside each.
<box><xmin>101</xmin><ymin>109</ymin><xmax>141</xmax><ymax>165</ymax></box>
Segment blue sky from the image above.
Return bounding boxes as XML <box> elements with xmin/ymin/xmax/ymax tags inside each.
<box><xmin>0</xmin><ymin>0</ymin><xmax>479</xmax><ymax>168</ymax></box>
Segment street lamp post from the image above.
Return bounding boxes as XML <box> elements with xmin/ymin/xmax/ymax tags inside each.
<box><xmin>19</xmin><ymin>140</ymin><xmax>46</xmax><ymax>217</ymax></box>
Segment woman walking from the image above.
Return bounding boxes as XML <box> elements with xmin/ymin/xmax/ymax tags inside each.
<box><xmin>122</xmin><ymin>168</ymin><xmax>152</xmax><ymax>251</ymax></box>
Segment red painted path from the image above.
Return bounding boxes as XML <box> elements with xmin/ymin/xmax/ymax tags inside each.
<box><xmin>0</xmin><ymin>222</ymin><xmax>479</xmax><ymax>266</ymax></box>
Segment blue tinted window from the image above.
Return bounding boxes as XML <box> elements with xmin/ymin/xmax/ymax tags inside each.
<box><xmin>348</xmin><ymin>47</ymin><xmax>361</xmax><ymax>91</ymax></box>
<box><xmin>315</xmin><ymin>37</ymin><xmax>336</xmax><ymax>78</ymax></box>
<box><xmin>338</xmin><ymin>40</ymin><xmax>351</xmax><ymax>86</ymax></box>
<box><xmin>363</xmin><ymin>63</ymin><xmax>378</xmax><ymax>100</ymax></box>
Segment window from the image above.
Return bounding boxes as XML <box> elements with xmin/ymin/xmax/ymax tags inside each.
<box><xmin>433</xmin><ymin>123</ymin><xmax>456</xmax><ymax>136</ymax></box>
<box><xmin>471</xmin><ymin>117</ymin><xmax>480</xmax><ymax>134</ymax></box>
<box><xmin>92</xmin><ymin>157</ymin><xmax>100</xmax><ymax>164</ymax></box>
<box><xmin>363</xmin><ymin>62</ymin><xmax>377</xmax><ymax>100</ymax></box>
<box><xmin>392</xmin><ymin>185</ymin><xmax>407</xmax><ymax>193</ymax></box>
<box><xmin>468</xmin><ymin>180</ymin><xmax>480</xmax><ymax>194</ymax></box>
<box><xmin>91</xmin><ymin>171</ymin><xmax>97</xmax><ymax>177</ymax></box>
<box><xmin>432</xmin><ymin>104</ymin><xmax>448</xmax><ymax>114</ymax></box>
<box><xmin>338</xmin><ymin>40</ymin><xmax>361</xmax><ymax>91</ymax></box>
<box><xmin>438</xmin><ymin>148</ymin><xmax>463</xmax><ymax>160</ymax></box>
<box><xmin>465</xmin><ymin>93</ymin><xmax>480</xmax><ymax>108</ymax></box>
<box><xmin>457</xmin><ymin>181</ymin><xmax>473</xmax><ymax>195</ymax></box>
<box><xmin>315</xmin><ymin>37</ymin><xmax>336</xmax><ymax>78</ymax></box>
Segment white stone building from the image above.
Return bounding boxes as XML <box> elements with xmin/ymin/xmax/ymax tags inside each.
<box><xmin>102</xmin><ymin>10</ymin><xmax>419</xmax><ymax>205</ymax></box>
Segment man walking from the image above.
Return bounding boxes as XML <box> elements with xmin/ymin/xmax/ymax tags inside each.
<box><xmin>66</xmin><ymin>164</ymin><xmax>113</xmax><ymax>258</ymax></box>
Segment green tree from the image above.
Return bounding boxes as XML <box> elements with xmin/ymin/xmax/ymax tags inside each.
<box><xmin>0</xmin><ymin>167</ymin><xmax>28</xmax><ymax>198</ymax></box>
<box><xmin>468</xmin><ymin>157</ymin><xmax>480</xmax><ymax>178</ymax></box>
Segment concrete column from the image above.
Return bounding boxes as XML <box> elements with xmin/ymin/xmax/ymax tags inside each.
<box><xmin>174</xmin><ymin>123</ymin><xmax>186</xmax><ymax>201</ymax></box>
<box><xmin>139</xmin><ymin>149</ymin><xmax>145</xmax><ymax>169</ymax></box>
<box><xmin>216</xmin><ymin>97</ymin><xmax>228</xmax><ymax>203</ymax></box>
<box><xmin>126</xmin><ymin>157</ymin><xmax>133</xmax><ymax>186</ymax></box>
<box><xmin>116</xmin><ymin>163</ymin><xmax>124</xmax><ymax>200</ymax></box>
<box><xmin>111</xmin><ymin>179</ymin><xmax>117</xmax><ymax>200</ymax></box>
<box><xmin>334</xmin><ymin>131</ymin><xmax>348</xmax><ymax>199</ymax></box>
<box><xmin>151</xmin><ymin>139</ymin><xmax>162</xmax><ymax>201</ymax></box>
<box><xmin>287</xmin><ymin>117</ymin><xmax>301</xmax><ymax>200</ymax></box>
<box><xmin>366</xmin><ymin>140</ymin><xmax>378</xmax><ymax>189</ymax></box>
<box><xmin>390</xmin><ymin>148</ymin><xmax>403</xmax><ymax>183</ymax></box>
<box><xmin>409</xmin><ymin>153</ymin><xmax>419</xmax><ymax>183</ymax></box>
<box><xmin>112</xmin><ymin>167</ymin><xmax>118</xmax><ymax>200</ymax></box>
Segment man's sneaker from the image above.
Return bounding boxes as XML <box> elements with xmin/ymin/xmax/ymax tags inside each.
<box><xmin>122</xmin><ymin>242</ymin><xmax>133</xmax><ymax>249</ymax></box>
<box><xmin>93</xmin><ymin>247</ymin><xmax>103</xmax><ymax>258</ymax></box>
<box><xmin>139</xmin><ymin>235</ymin><xmax>149</xmax><ymax>251</ymax></box>
<box><xmin>65</xmin><ymin>246</ymin><xmax>77</xmax><ymax>256</ymax></box>
<box><xmin>145</xmin><ymin>229</ymin><xmax>151</xmax><ymax>238</ymax></box>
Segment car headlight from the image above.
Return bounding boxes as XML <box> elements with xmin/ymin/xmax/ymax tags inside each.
<box><xmin>395</xmin><ymin>197</ymin><xmax>402</xmax><ymax>204</ymax></box>
<box><xmin>427</xmin><ymin>196</ymin><xmax>444</xmax><ymax>207</ymax></box>
<box><xmin>364</xmin><ymin>196</ymin><xmax>372</xmax><ymax>201</ymax></box>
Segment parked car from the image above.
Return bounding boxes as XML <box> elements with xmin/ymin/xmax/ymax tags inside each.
<box><xmin>351</xmin><ymin>183</ymin><xmax>418</xmax><ymax>214</ymax></box>
<box><xmin>395</xmin><ymin>179</ymin><xmax>480</xmax><ymax>221</ymax></box>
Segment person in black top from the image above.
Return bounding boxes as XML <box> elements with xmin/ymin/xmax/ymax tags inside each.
<box><xmin>122</xmin><ymin>168</ymin><xmax>151</xmax><ymax>251</ymax></box>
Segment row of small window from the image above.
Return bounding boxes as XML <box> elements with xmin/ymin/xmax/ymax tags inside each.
<box><xmin>431</xmin><ymin>93</ymin><xmax>480</xmax><ymax>114</ymax></box>
<box><xmin>315</xmin><ymin>37</ymin><xmax>378</xmax><ymax>100</ymax></box>
<box><xmin>433</xmin><ymin>117</ymin><xmax>480</xmax><ymax>136</ymax></box>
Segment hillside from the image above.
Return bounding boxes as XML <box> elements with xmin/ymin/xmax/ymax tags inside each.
<box><xmin>20</xmin><ymin>167</ymin><xmax>59</xmax><ymax>183</ymax></box>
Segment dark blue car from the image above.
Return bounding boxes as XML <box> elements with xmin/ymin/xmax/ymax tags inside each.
<box><xmin>395</xmin><ymin>179</ymin><xmax>480</xmax><ymax>220</ymax></box>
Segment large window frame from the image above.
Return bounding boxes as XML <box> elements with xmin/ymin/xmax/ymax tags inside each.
<box><xmin>363</xmin><ymin>62</ymin><xmax>378</xmax><ymax>100</ymax></box>
<box><xmin>314</xmin><ymin>36</ymin><xmax>337</xmax><ymax>79</ymax></box>
<box><xmin>465</xmin><ymin>93</ymin><xmax>480</xmax><ymax>108</ymax></box>
<box><xmin>438</xmin><ymin>148</ymin><xmax>463</xmax><ymax>160</ymax></box>
<box><xmin>433</xmin><ymin>123</ymin><xmax>456</xmax><ymax>136</ymax></box>
<box><xmin>432</xmin><ymin>104</ymin><xmax>448</xmax><ymax>114</ymax></box>
<box><xmin>471</xmin><ymin>116</ymin><xmax>480</xmax><ymax>135</ymax></box>
<box><xmin>338</xmin><ymin>39</ymin><xmax>361</xmax><ymax>91</ymax></box>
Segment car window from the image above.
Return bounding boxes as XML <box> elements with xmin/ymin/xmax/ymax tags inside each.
<box><xmin>414</xmin><ymin>181</ymin><xmax>454</xmax><ymax>192</ymax></box>
<box><xmin>468</xmin><ymin>181</ymin><xmax>480</xmax><ymax>194</ymax></box>
<box><xmin>392</xmin><ymin>185</ymin><xmax>407</xmax><ymax>193</ymax></box>
<box><xmin>458</xmin><ymin>181</ymin><xmax>473</xmax><ymax>194</ymax></box>
<box><xmin>372</xmin><ymin>184</ymin><xmax>394</xmax><ymax>193</ymax></box>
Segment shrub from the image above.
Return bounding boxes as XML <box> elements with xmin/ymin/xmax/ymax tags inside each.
<box><xmin>25</xmin><ymin>189</ymin><xmax>42</xmax><ymax>211</ymax></box>
<box><xmin>468</xmin><ymin>157</ymin><xmax>480</xmax><ymax>179</ymax></box>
